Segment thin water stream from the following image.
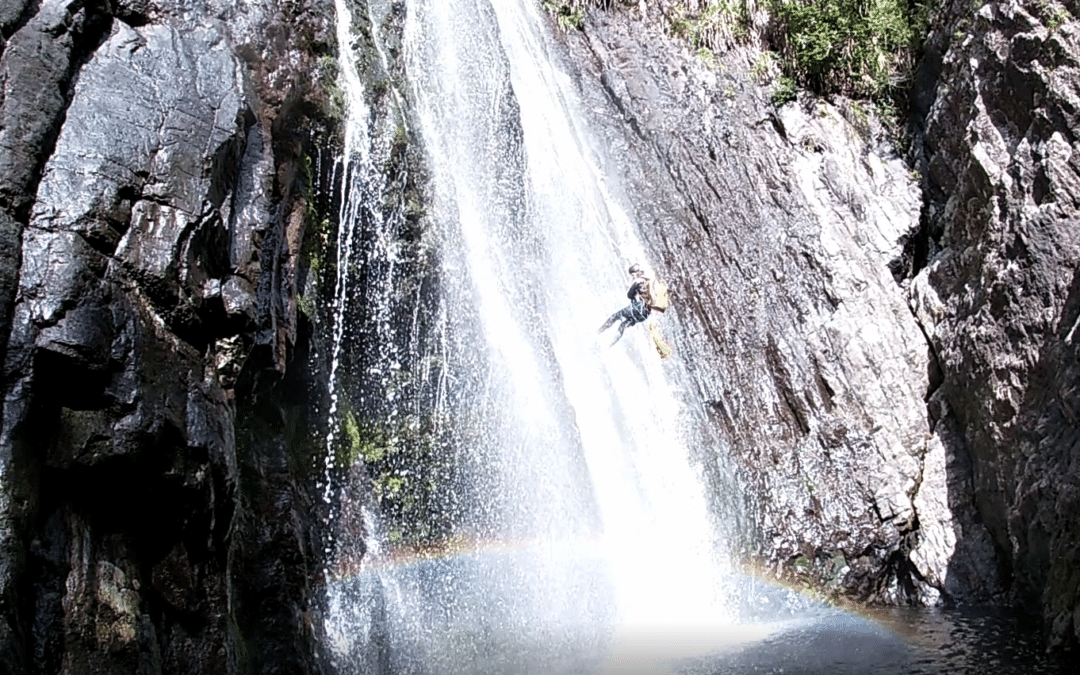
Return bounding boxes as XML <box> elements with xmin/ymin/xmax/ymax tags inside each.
<box><xmin>318</xmin><ymin>1</ymin><xmax>1073</xmax><ymax>674</ymax></box>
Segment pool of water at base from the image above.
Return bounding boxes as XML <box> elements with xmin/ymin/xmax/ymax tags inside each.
<box><xmin>329</xmin><ymin>558</ymin><xmax>1074</xmax><ymax>675</ymax></box>
<box><xmin>672</xmin><ymin>603</ymin><xmax>1073</xmax><ymax>675</ymax></box>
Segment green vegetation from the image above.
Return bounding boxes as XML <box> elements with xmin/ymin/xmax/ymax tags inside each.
<box><xmin>543</xmin><ymin>1</ymin><xmax>586</xmax><ymax>31</ymax></box>
<box><xmin>316</xmin><ymin>55</ymin><xmax>347</xmax><ymax>122</ymax></box>
<box><xmin>750</xmin><ymin>50</ymin><xmax>778</xmax><ymax>82</ymax></box>
<box><xmin>697</xmin><ymin>46</ymin><xmax>719</xmax><ymax>68</ymax></box>
<box><xmin>333</xmin><ymin>402</ymin><xmax>455</xmax><ymax>547</ymax></box>
<box><xmin>850</xmin><ymin>99</ymin><xmax>869</xmax><ymax>125</ymax></box>
<box><xmin>328</xmin><ymin>344</ymin><xmax>454</xmax><ymax>549</ymax></box>
<box><xmin>670</xmin><ymin>0</ymin><xmax>752</xmax><ymax>51</ymax></box>
<box><xmin>542</xmin><ymin>0</ymin><xmax>926</xmax><ymax>107</ymax></box>
<box><xmin>1037</xmin><ymin>0</ymin><xmax>1070</xmax><ymax>32</ymax></box>
<box><xmin>771</xmin><ymin>75</ymin><xmax>798</xmax><ymax>106</ymax></box>
<box><xmin>298</xmin><ymin>151</ymin><xmax>333</xmax><ymax>320</ymax></box>
<box><xmin>548</xmin><ymin>0</ymin><xmax>927</xmax><ymax>106</ymax></box>
<box><xmin>769</xmin><ymin>0</ymin><xmax>926</xmax><ymax>101</ymax></box>
<box><xmin>660</xmin><ymin>0</ymin><xmax>926</xmax><ymax>106</ymax></box>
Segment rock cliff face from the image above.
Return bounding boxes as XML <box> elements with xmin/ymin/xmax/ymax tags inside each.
<box><xmin>551</xmin><ymin>0</ymin><xmax>1079</xmax><ymax>649</ymax></box>
<box><xmin>556</xmin><ymin>6</ymin><xmax>959</xmax><ymax>606</ymax></box>
<box><xmin>911</xmin><ymin>0</ymin><xmax>1080</xmax><ymax>650</ymax></box>
<box><xmin>0</xmin><ymin>0</ymin><xmax>340</xmax><ymax>671</ymax></box>
<box><xmin>544</xmin><ymin>0</ymin><xmax>1075</xmax><ymax>652</ymax></box>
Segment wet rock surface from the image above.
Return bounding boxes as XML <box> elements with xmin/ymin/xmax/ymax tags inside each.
<box><xmin>0</xmin><ymin>0</ymin><xmax>339</xmax><ymax>671</ymax></box>
<box><xmin>557</xmin><ymin>6</ymin><xmax>949</xmax><ymax>605</ymax></box>
<box><xmin>553</xmin><ymin>0</ymin><xmax>1079</xmax><ymax>644</ymax></box>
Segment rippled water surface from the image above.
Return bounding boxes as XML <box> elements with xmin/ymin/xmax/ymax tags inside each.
<box><xmin>676</xmin><ymin>604</ymin><xmax>1072</xmax><ymax>675</ymax></box>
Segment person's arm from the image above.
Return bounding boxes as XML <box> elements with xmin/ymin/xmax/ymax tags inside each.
<box><xmin>627</xmin><ymin>279</ymin><xmax>646</xmax><ymax>301</ymax></box>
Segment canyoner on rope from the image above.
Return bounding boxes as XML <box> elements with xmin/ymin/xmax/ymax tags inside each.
<box><xmin>598</xmin><ymin>263</ymin><xmax>651</xmax><ymax>345</ymax></box>
<box><xmin>599</xmin><ymin>263</ymin><xmax>672</xmax><ymax>357</ymax></box>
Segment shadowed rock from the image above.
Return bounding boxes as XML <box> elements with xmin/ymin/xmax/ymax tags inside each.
<box><xmin>0</xmin><ymin>0</ymin><xmax>338</xmax><ymax>671</ymax></box>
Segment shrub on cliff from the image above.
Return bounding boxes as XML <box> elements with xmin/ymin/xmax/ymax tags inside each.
<box><xmin>768</xmin><ymin>0</ymin><xmax>924</xmax><ymax>100</ymax></box>
<box><xmin>552</xmin><ymin>0</ymin><xmax>926</xmax><ymax>104</ymax></box>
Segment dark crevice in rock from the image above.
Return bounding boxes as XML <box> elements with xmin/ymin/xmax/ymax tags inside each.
<box><xmin>40</xmin><ymin>456</ymin><xmax>209</xmax><ymax>561</ymax></box>
<box><xmin>705</xmin><ymin>397</ymin><xmax>737</xmax><ymax>439</ymax></box>
<box><xmin>112</xmin><ymin>0</ymin><xmax>152</xmax><ymax>28</ymax></box>
<box><xmin>60</xmin><ymin>5</ymin><xmax>114</xmax><ymax>96</ymax></box>
<box><xmin>810</xmin><ymin>354</ymin><xmax>835</xmax><ymax>413</ymax></box>
<box><xmin>229</xmin><ymin>316</ymin><xmax>323</xmax><ymax>675</ymax></box>
<box><xmin>891</xmin><ymin>534</ymin><xmax>930</xmax><ymax>605</ymax></box>
<box><xmin>86</xmin><ymin>182</ymin><xmax>140</xmax><ymax>254</ymax></box>
<box><xmin>34</xmin><ymin>344</ymin><xmax>114</xmax><ymax>410</ymax></box>
<box><xmin>890</xmin><ymin>206</ymin><xmax>934</xmax><ymax>282</ymax></box>
<box><xmin>766</xmin><ymin>111</ymin><xmax>787</xmax><ymax>141</ymax></box>
<box><xmin>765</xmin><ymin>335</ymin><xmax>811</xmax><ymax>436</ymax></box>
<box><xmin>922</xmin><ymin>337</ymin><xmax>944</xmax><ymax>404</ymax></box>
<box><xmin>209</xmin><ymin>107</ymin><xmax>257</xmax><ymax>212</ymax></box>
<box><xmin>26</xmin><ymin>511</ymin><xmax>66</xmax><ymax>674</ymax></box>
<box><xmin>899</xmin><ymin>30</ymin><xmax>948</xmax><ymax>285</ymax></box>
<box><xmin>596</xmin><ymin>69</ymin><xmax>645</xmax><ymax>140</ymax></box>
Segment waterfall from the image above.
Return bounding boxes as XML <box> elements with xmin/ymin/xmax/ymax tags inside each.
<box><xmin>322</xmin><ymin>0</ymin><xmax>743</xmax><ymax>672</ymax></box>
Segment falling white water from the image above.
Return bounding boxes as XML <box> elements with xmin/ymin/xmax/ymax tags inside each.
<box><xmin>322</xmin><ymin>0</ymin><xmax>753</xmax><ymax>672</ymax></box>
<box><xmin>322</xmin><ymin>0</ymin><xmax>373</xmax><ymax>511</ymax></box>
<box><xmin>408</xmin><ymin>0</ymin><xmax>728</xmax><ymax>616</ymax></box>
<box><xmin>319</xmin><ymin>0</ymin><xmax>376</xmax><ymax>660</ymax></box>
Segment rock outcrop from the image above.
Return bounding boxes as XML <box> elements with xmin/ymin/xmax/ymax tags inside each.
<box><xmin>0</xmin><ymin>0</ymin><xmax>340</xmax><ymax>671</ymax></box>
<box><xmin>911</xmin><ymin>0</ymin><xmax>1080</xmax><ymax>650</ymax></box>
<box><xmin>555</xmin><ymin>4</ymin><xmax>959</xmax><ymax>606</ymax></box>
<box><xmin>552</xmin><ymin>0</ymin><xmax>1079</xmax><ymax>644</ymax></box>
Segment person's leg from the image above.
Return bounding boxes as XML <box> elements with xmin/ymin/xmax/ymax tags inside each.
<box><xmin>610</xmin><ymin>302</ymin><xmax>650</xmax><ymax>345</ymax></box>
<box><xmin>611</xmin><ymin>316</ymin><xmax>632</xmax><ymax>345</ymax></box>
<box><xmin>599</xmin><ymin>305</ymin><xmax>633</xmax><ymax>333</ymax></box>
<box><xmin>598</xmin><ymin>310</ymin><xmax>621</xmax><ymax>333</ymax></box>
<box><xmin>618</xmin><ymin>322</ymin><xmax>630</xmax><ymax>342</ymax></box>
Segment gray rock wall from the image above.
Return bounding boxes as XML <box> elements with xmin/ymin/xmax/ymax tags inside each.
<box><xmin>547</xmin><ymin>0</ymin><xmax>1080</xmax><ymax>650</ymax></box>
<box><xmin>556</xmin><ymin>5</ymin><xmax>962</xmax><ymax>606</ymax></box>
<box><xmin>0</xmin><ymin>0</ymin><xmax>340</xmax><ymax>671</ymax></box>
<box><xmin>552</xmin><ymin>1</ymin><xmax>1078</xmax><ymax>643</ymax></box>
<box><xmin>912</xmin><ymin>0</ymin><xmax>1080</xmax><ymax>650</ymax></box>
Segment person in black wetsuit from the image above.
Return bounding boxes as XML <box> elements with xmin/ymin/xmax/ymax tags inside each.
<box><xmin>598</xmin><ymin>264</ymin><xmax>650</xmax><ymax>345</ymax></box>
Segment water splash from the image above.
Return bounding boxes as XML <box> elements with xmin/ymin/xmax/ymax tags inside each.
<box><xmin>318</xmin><ymin>0</ymin><xmax>378</xmax><ymax>660</ymax></box>
<box><xmin>321</xmin><ymin>0</ymin><xmax>738</xmax><ymax>671</ymax></box>
<box><xmin>320</xmin><ymin>0</ymin><xmax>418</xmax><ymax>662</ymax></box>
